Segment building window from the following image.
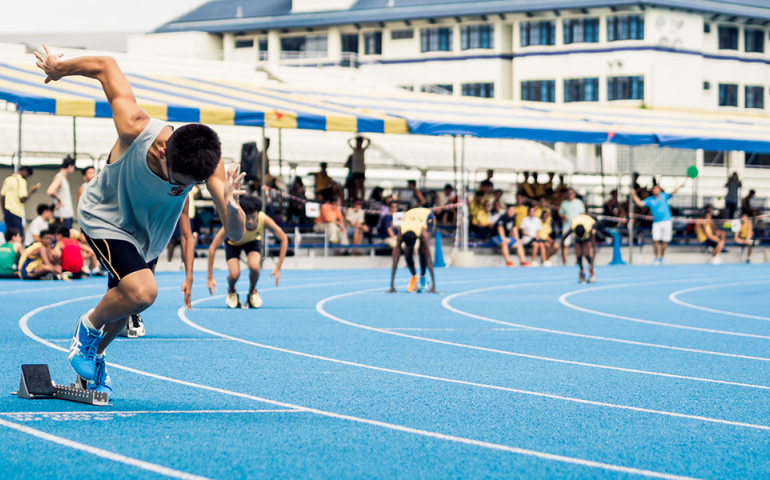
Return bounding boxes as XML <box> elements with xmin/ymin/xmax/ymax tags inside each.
<box><xmin>745</xmin><ymin>152</ymin><xmax>770</xmax><ymax>168</ymax></box>
<box><xmin>421</xmin><ymin>27</ymin><xmax>453</xmax><ymax>52</ymax></box>
<box><xmin>461</xmin><ymin>83</ymin><xmax>494</xmax><ymax>98</ymax></box>
<box><xmin>461</xmin><ymin>25</ymin><xmax>494</xmax><ymax>50</ymax></box>
<box><xmin>521</xmin><ymin>80</ymin><xmax>555</xmax><ymax>102</ymax></box>
<box><xmin>745</xmin><ymin>29</ymin><xmax>765</xmax><ymax>53</ymax></box>
<box><xmin>280</xmin><ymin>35</ymin><xmax>328</xmax><ymax>58</ymax></box>
<box><xmin>258</xmin><ymin>38</ymin><xmax>268</xmax><ymax>52</ymax></box>
<box><xmin>704</xmin><ymin>23</ymin><xmax>711</xmax><ymax>33</ymax></box>
<box><xmin>564</xmin><ymin>78</ymin><xmax>599</xmax><ymax>102</ymax></box>
<box><xmin>718</xmin><ymin>84</ymin><xmax>738</xmax><ymax>106</ymax></box>
<box><xmin>563</xmin><ymin>18</ymin><xmax>599</xmax><ymax>44</ymax></box>
<box><xmin>235</xmin><ymin>39</ymin><xmax>254</xmax><ymax>49</ymax></box>
<box><xmin>746</xmin><ymin>86</ymin><xmax>765</xmax><ymax>109</ymax></box>
<box><xmin>607</xmin><ymin>15</ymin><xmax>644</xmax><ymax>42</ymax></box>
<box><xmin>364</xmin><ymin>31</ymin><xmax>382</xmax><ymax>55</ymax></box>
<box><xmin>608</xmin><ymin>76</ymin><xmax>644</xmax><ymax>101</ymax></box>
<box><xmin>420</xmin><ymin>84</ymin><xmax>454</xmax><ymax>95</ymax></box>
<box><xmin>704</xmin><ymin>151</ymin><xmax>725</xmax><ymax>166</ymax></box>
<box><xmin>391</xmin><ymin>29</ymin><xmax>414</xmax><ymax>40</ymax></box>
<box><xmin>399</xmin><ymin>85</ymin><xmax>415</xmax><ymax>92</ymax></box>
<box><xmin>520</xmin><ymin>21</ymin><xmax>556</xmax><ymax>47</ymax></box>
<box><xmin>342</xmin><ymin>34</ymin><xmax>359</xmax><ymax>53</ymax></box>
<box><xmin>718</xmin><ymin>26</ymin><xmax>739</xmax><ymax>50</ymax></box>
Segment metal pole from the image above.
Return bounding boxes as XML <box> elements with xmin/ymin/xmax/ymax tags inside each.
<box><xmin>73</xmin><ymin>117</ymin><xmax>77</xmax><ymax>159</ymax></box>
<box><xmin>278</xmin><ymin>128</ymin><xmax>282</xmax><ymax>175</ymax></box>
<box><xmin>452</xmin><ymin>135</ymin><xmax>457</xmax><ymax>194</ymax></box>
<box><xmin>628</xmin><ymin>154</ymin><xmax>634</xmax><ymax>265</ymax></box>
<box><xmin>261</xmin><ymin>127</ymin><xmax>267</xmax><ymax>267</ymax></box>
<box><xmin>461</xmin><ymin>135</ymin><xmax>468</xmax><ymax>253</ymax></box>
<box><xmin>16</xmin><ymin>110</ymin><xmax>22</xmax><ymax>172</ymax></box>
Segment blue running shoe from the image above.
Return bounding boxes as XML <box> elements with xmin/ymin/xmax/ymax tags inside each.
<box><xmin>419</xmin><ymin>276</ymin><xmax>427</xmax><ymax>293</ymax></box>
<box><xmin>88</xmin><ymin>356</ymin><xmax>112</xmax><ymax>401</ymax></box>
<box><xmin>68</xmin><ymin>309</ymin><xmax>104</xmax><ymax>381</ymax></box>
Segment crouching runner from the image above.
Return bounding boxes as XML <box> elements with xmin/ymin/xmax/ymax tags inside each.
<box><xmin>562</xmin><ymin>213</ymin><xmax>597</xmax><ymax>284</ymax></box>
<box><xmin>388</xmin><ymin>207</ymin><xmax>437</xmax><ymax>294</ymax></box>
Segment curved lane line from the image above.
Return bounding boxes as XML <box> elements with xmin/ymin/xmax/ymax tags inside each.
<box><xmin>17</xmin><ymin>292</ymin><xmax>700</xmax><ymax>480</ymax></box>
<box><xmin>669</xmin><ymin>281</ymin><xmax>770</xmax><ymax>322</ymax></box>
<box><xmin>442</xmin><ymin>282</ymin><xmax>770</xmax><ymax>362</ymax></box>
<box><xmin>317</xmin><ymin>287</ymin><xmax>770</xmax><ymax>386</ymax></box>
<box><xmin>178</xmin><ymin>292</ymin><xmax>770</xmax><ymax>429</ymax></box>
<box><xmin>559</xmin><ymin>281</ymin><xmax>770</xmax><ymax>340</ymax></box>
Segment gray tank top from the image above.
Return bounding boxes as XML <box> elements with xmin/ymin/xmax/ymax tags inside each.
<box><xmin>55</xmin><ymin>173</ymin><xmax>74</xmax><ymax>218</ymax></box>
<box><xmin>78</xmin><ymin>119</ymin><xmax>189</xmax><ymax>262</ymax></box>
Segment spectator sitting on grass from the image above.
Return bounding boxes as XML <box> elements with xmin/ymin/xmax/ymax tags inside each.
<box><xmin>25</xmin><ymin>203</ymin><xmax>54</xmax><ymax>248</ymax></box>
<box><xmin>733</xmin><ymin>213</ymin><xmax>755</xmax><ymax>263</ymax></box>
<box><xmin>313</xmin><ymin>195</ymin><xmax>349</xmax><ymax>246</ymax></box>
<box><xmin>492</xmin><ymin>204</ymin><xmax>530</xmax><ymax>267</ymax></box>
<box><xmin>471</xmin><ymin>200</ymin><xmax>494</xmax><ymax>239</ymax></box>
<box><xmin>696</xmin><ymin>211</ymin><xmax>725</xmax><ymax>265</ymax></box>
<box><xmin>18</xmin><ymin>229</ymin><xmax>61</xmax><ymax>280</ymax></box>
<box><xmin>53</xmin><ymin>225</ymin><xmax>88</xmax><ymax>279</ymax></box>
<box><xmin>0</xmin><ymin>228</ymin><xmax>23</xmax><ymax>279</ymax></box>
<box><xmin>537</xmin><ymin>209</ymin><xmax>559</xmax><ymax>267</ymax></box>
<box><xmin>345</xmin><ymin>200</ymin><xmax>369</xmax><ymax>255</ymax></box>
<box><xmin>520</xmin><ymin>206</ymin><xmax>543</xmax><ymax>265</ymax></box>
<box><xmin>378</xmin><ymin>201</ymin><xmax>399</xmax><ymax>248</ymax></box>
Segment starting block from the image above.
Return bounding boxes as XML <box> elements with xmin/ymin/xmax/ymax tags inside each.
<box><xmin>12</xmin><ymin>364</ymin><xmax>110</xmax><ymax>406</ymax></box>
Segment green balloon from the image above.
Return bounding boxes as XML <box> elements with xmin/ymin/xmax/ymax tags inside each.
<box><xmin>686</xmin><ymin>166</ymin><xmax>699</xmax><ymax>178</ymax></box>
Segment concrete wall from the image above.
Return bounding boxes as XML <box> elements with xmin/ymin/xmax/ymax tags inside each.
<box><xmin>127</xmin><ymin>32</ymin><xmax>223</xmax><ymax>61</ymax></box>
<box><xmin>0</xmin><ymin>167</ymin><xmax>83</xmax><ymax>223</ymax></box>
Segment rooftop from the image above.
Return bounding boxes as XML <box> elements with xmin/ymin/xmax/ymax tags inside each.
<box><xmin>156</xmin><ymin>0</ymin><xmax>770</xmax><ymax>34</ymax></box>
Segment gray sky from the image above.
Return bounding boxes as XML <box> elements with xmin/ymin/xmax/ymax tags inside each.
<box><xmin>0</xmin><ymin>0</ymin><xmax>209</xmax><ymax>33</ymax></box>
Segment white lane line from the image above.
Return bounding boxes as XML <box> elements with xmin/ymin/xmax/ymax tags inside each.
<box><xmin>0</xmin><ymin>409</ymin><xmax>302</xmax><ymax>416</ymax></box>
<box><xmin>19</xmin><ymin>289</ymin><xmax>700</xmax><ymax>480</ymax></box>
<box><xmin>669</xmin><ymin>281</ymin><xmax>770</xmax><ymax>322</ymax></box>
<box><xmin>178</xmin><ymin>300</ymin><xmax>770</xmax><ymax>429</ymax></box>
<box><xmin>317</xmin><ymin>287</ymin><xmax>770</xmax><ymax>387</ymax></box>
<box><xmin>559</xmin><ymin>281</ymin><xmax>770</xmax><ymax>340</ymax></box>
<box><xmin>46</xmin><ymin>338</ymin><xmax>232</xmax><ymax>343</ymax></box>
<box><xmin>0</xmin><ymin>417</ymin><xmax>212</xmax><ymax>480</ymax></box>
<box><xmin>441</xmin><ymin>282</ymin><xmax>770</xmax><ymax>363</ymax></box>
<box><xmin>381</xmin><ymin>328</ymin><xmax>524</xmax><ymax>331</ymax></box>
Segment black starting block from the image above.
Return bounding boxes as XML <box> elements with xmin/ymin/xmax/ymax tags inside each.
<box><xmin>12</xmin><ymin>364</ymin><xmax>110</xmax><ymax>406</ymax></box>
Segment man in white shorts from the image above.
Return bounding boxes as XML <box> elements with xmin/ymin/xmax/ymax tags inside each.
<box><xmin>631</xmin><ymin>182</ymin><xmax>686</xmax><ymax>265</ymax></box>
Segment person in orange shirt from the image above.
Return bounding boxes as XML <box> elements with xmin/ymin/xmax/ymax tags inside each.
<box><xmin>313</xmin><ymin>196</ymin><xmax>349</xmax><ymax>246</ymax></box>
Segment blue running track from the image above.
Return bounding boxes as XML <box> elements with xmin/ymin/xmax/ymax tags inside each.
<box><xmin>1</xmin><ymin>264</ymin><xmax>769</xmax><ymax>479</ymax></box>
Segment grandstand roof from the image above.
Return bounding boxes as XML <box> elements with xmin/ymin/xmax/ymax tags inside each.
<box><xmin>156</xmin><ymin>0</ymin><xmax>770</xmax><ymax>34</ymax></box>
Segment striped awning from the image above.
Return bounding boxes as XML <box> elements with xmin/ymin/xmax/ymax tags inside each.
<box><xmin>1</xmin><ymin>61</ymin><xmax>769</xmax><ymax>153</ymax></box>
<box><xmin>0</xmin><ymin>62</ymin><xmax>408</xmax><ymax>134</ymax></box>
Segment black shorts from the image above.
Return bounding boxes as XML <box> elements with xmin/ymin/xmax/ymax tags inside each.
<box><xmin>225</xmin><ymin>240</ymin><xmax>262</xmax><ymax>261</ymax></box>
<box><xmin>351</xmin><ymin>172</ymin><xmax>365</xmax><ymax>180</ymax></box>
<box><xmin>84</xmin><ymin>235</ymin><xmax>158</xmax><ymax>290</ymax></box>
<box><xmin>704</xmin><ymin>239</ymin><xmax>719</xmax><ymax>248</ymax></box>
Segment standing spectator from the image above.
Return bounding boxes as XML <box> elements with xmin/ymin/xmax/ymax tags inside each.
<box><xmin>742</xmin><ymin>189</ymin><xmax>758</xmax><ymax>217</ymax></box>
<box><xmin>725</xmin><ymin>173</ymin><xmax>741</xmax><ymax>219</ymax></box>
<box><xmin>25</xmin><ymin>203</ymin><xmax>54</xmax><ymax>247</ymax></box>
<box><xmin>47</xmin><ymin>156</ymin><xmax>76</xmax><ymax>228</ymax></box>
<box><xmin>492</xmin><ymin>204</ymin><xmax>530</xmax><ymax>267</ymax></box>
<box><xmin>733</xmin><ymin>213</ymin><xmax>755</xmax><ymax>263</ymax></box>
<box><xmin>312</xmin><ymin>162</ymin><xmax>333</xmax><ymax>201</ymax></box>
<box><xmin>559</xmin><ymin>188</ymin><xmax>585</xmax><ymax>265</ymax></box>
<box><xmin>631</xmin><ymin>182</ymin><xmax>686</xmax><ymax>265</ymax></box>
<box><xmin>287</xmin><ymin>177</ymin><xmax>307</xmax><ymax>224</ymax></box>
<box><xmin>435</xmin><ymin>184</ymin><xmax>456</xmax><ymax>225</ymax></box>
<box><xmin>78</xmin><ymin>166</ymin><xmax>96</xmax><ymax>203</ymax></box>
<box><xmin>695</xmin><ymin>211</ymin><xmax>725</xmax><ymax>264</ymax></box>
<box><xmin>520</xmin><ymin>207</ymin><xmax>543</xmax><ymax>265</ymax></box>
<box><xmin>347</xmin><ymin>136</ymin><xmax>369</xmax><ymax>200</ymax></box>
<box><xmin>378</xmin><ymin>201</ymin><xmax>399</xmax><ymax>248</ymax></box>
<box><xmin>345</xmin><ymin>200</ymin><xmax>368</xmax><ymax>255</ymax></box>
<box><xmin>313</xmin><ymin>196</ymin><xmax>348</xmax><ymax>246</ymax></box>
<box><xmin>603</xmin><ymin>189</ymin><xmax>626</xmax><ymax>225</ymax></box>
<box><xmin>484</xmin><ymin>169</ymin><xmax>494</xmax><ymax>187</ymax></box>
<box><xmin>1</xmin><ymin>166</ymin><xmax>39</xmax><ymax>236</ymax></box>
<box><xmin>0</xmin><ymin>228</ymin><xmax>23</xmax><ymax>279</ymax></box>
<box><xmin>402</xmin><ymin>180</ymin><xmax>426</xmax><ymax>208</ymax></box>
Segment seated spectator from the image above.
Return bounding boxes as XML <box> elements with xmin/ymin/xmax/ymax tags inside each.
<box><xmin>345</xmin><ymin>200</ymin><xmax>368</xmax><ymax>255</ymax></box>
<box><xmin>519</xmin><ymin>171</ymin><xmax>536</xmax><ymax>199</ymax></box>
<box><xmin>18</xmin><ymin>229</ymin><xmax>61</xmax><ymax>280</ymax></box>
<box><xmin>313</xmin><ymin>196</ymin><xmax>349</xmax><ymax>246</ymax></box>
<box><xmin>25</xmin><ymin>203</ymin><xmax>53</xmax><ymax>247</ymax></box>
<box><xmin>469</xmin><ymin>190</ymin><xmax>485</xmax><ymax>221</ymax></box>
<box><xmin>287</xmin><ymin>177</ymin><xmax>307</xmax><ymax>224</ymax></box>
<box><xmin>435</xmin><ymin>184</ymin><xmax>457</xmax><ymax>225</ymax></box>
<box><xmin>378</xmin><ymin>201</ymin><xmax>399</xmax><ymax>248</ymax></box>
<box><xmin>514</xmin><ymin>194</ymin><xmax>529</xmax><ymax>229</ymax></box>
<box><xmin>534</xmin><ymin>197</ymin><xmax>553</xmax><ymax>224</ymax></box>
<box><xmin>492</xmin><ymin>204</ymin><xmax>530</xmax><ymax>267</ymax></box>
<box><xmin>742</xmin><ymin>189</ymin><xmax>758</xmax><ymax>217</ymax></box>
<box><xmin>471</xmin><ymin>200</ymin><xmax>494</xmax><ymax>239</ymax></box>
<box><xmin>695</xmin><ymin>211</ymin><xmax>725</xmax><ymax>264</ymax></box>
<box><xmin>489</xmin><ymin>189</ymin><xmax>505</xmax><ymax>224</ymax></box>
<box><xmin>519</xmin><ymin>207</ymin><xmax>543</xmax><ymax>265</ymax></box>
<box><xmin>603</xmin><ymin>190</ymin><xmax>627</xmax><ymax>225</ymax></box>
<box><xmin>733</xmin><ymin>213</ymin><xmax>755</xmax><ymax>263</ymax></box>
<box><xmin>0</xmin><ymin>228</ymin><xmax>23</xmax><ymax>279</ymax></box>
<box><xmin>312</xmin><ymin>162</ymin><xmax>334</xmax><ymax>201</ymax></box>
<box><xmin>551</xmin><ymin>174</ymin><xmax>569</xmax><ymax>205</ymax></box>
<box><xmin>53</xmin><ymin>225</ymin><xmax>87</xmax><ymax>279</ymax></box>
<box><xmin>403</xmin><ymin>180</ymin><xmax>426</xmax><ymax>208</ymax></box>
<box><xmin>537</xmin><ymin>210</ymin><xmax>559</xmax><ymax>266</ymax></box>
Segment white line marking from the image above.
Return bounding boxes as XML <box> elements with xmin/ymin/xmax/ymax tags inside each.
<box><xmin>47</xmin><ymin>338</ymin><xmax>232</xmax><ymax>343</ymax></box>
<box><xmin>381</xmin><ymin>328</ymin><xmax>524</xmax><ymax>331</ymax></box>
<box><xmin>559</xmin><ymin>281</ymin><xmax>770</xmax><ymax>340</ymax></box>
<box><xmin>0</xmin><ymin>409</ymin><xmax>302</xmax><ymax>416</ymax></box>
<box><xmin>178</xmin><ymin>301</ymin><xmax>770</xmax><ymax>430</ymax></box>
<box><xmin>19</xmin><ymin>287</ymin><xmax>701</xmax><ymax>479</ymax></box>
<box><xmin>0</xmin><ymin>417</ymin><xmax>212</xmax><ymax>480</ymax></box>
<box><xmin>441</xmin><ymin>282</ymin><xmax>770</xmax><ymax>363</ymax></box>
<box><xmin>669</xmin><ymin>281</ymin><xmax>770</xmax><ymax>322</ymax></box>
<box><xmin>318</xmin><ymin>287</ymin><xmax>770</xmax><ymax>387</ymax></box>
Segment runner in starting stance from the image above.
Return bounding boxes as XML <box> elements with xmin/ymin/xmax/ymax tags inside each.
<box><xmin>562</xmin><ymin>213</ymin><xmax>597</xmax><ymax>283</ymax></box>
<box><xmin>388</xmin><ymin>207</ymin><xmax>437</xmax><ymax>293</ymax></box>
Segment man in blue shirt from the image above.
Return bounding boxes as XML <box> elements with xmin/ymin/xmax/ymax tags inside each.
<box><xmin>631</xmin><ymin>182</ymin><xmax>686</xmax><ymax>265</ymax></box>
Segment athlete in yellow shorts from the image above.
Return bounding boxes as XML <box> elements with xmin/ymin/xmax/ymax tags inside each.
<box><xmin>561</xmin><ymin>213</ymin><xmax>597</xmax><ymax>283</ymax></box>
<box><xmin>388</xmin><ymin>207</ymin><xmax>437</xmax><ymax>293</ymax></box>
